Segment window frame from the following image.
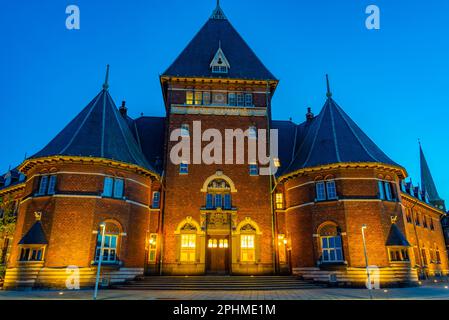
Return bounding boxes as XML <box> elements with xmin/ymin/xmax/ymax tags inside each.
<box><xmin>95</xmin><ymin>233</ymin><xmax>119</xmax><ymax>263</ymax></box>
<box><xmin>275</xmin><ymin>193</ymin><xmax>284</xmax><ymax>209</ymax></box>
<box><xmin>152</xmin><ymin>191</ymin><xmax>161</xmax><ymax>209</ymax></box>
<box><xmin>320</xmin><ymin>235</ymin><xmax>344</xmax><ymax>263</ymax></box>
<box><xmin>240</xmin><ymin>234</ymin><xmax>256</xmax><ymax>262</ymax></box>
<box><xmin>180</xmin><ymin>162</ymin><xmax>189</xmax><ymax>175</ymax></box>
<box><xmin>249</xmin><ymin>164</ymin><xmax>259</xmax><ymax>176</ymax></box>
<box><xmin>180</xmin><ymin>233</ymin><xmax>196</xmax><ymax>263</ymax></box>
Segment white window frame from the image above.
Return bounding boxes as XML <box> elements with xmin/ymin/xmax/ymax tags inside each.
<box><xmin>240</xmin><ymin>234</ymin><xmax>255</xmax><ymax>262</ymax></box>
<box><xmin>326</xmin><ymin>181</ymin><xmax>337</xmax><ymax>200</ymax></box>
<box><xmin>95</xmin><ymin>234</ymin><xmax>118</xmax><ymax>263</ymax></box>
<box><xmin>320</xmin><ymin>236</ymin><xmax>343</xmax><ymax>263</ymax></box>
<box><xmin>180</xmin><ymin>234</ymin><xmax>196</xmax><ymax>262</ymax></box>
<box><xmin>244</xmin><ymin>93</ymin><xmax>253</xmax><ymax>107</ymax></box>
<box><xmin>315</xmin><ymin>182</ymin><xmax>326</xmax><ymax>201</ymax></box>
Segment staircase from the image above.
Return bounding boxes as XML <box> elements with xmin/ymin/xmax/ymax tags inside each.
<box><xmin>113</xmin><ymin>276</ymin><xmax>326</xmax><ymax>290</ymax></box>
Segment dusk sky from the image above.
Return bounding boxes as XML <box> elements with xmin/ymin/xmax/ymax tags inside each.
<box><xmin>1</xmin><ymin>0</ymin><xmax>448</xmax><ymax>201</ymax></box>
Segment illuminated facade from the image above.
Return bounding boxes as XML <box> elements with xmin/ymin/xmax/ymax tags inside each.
<box><xmin>0</xmin><ymin>3</ymin><xmax>447</xmax><ymax>289</ymax></box>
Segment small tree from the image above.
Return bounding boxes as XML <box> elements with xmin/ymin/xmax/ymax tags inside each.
<box><xmin>0</xmin><ymin>195</ymin><xmax>17</xmax><ymax>267</ymax></box>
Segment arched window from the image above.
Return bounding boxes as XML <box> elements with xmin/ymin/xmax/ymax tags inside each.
<box><xmin>318</xmin><ymin>223</ymin><xmax>344</xmax><ymax>263</ymax></box>
<box><xmin>205</xmin><ymin>179</ymin><xmax>232</xmax><ymax>210</ymax></box>
<box><xmin>240</xmin><ymin>224</ymin><xmax>256</xmax><ymax>262</ymax></box>
<box><xmin>179</xmin><ymin>223</ymin><xmax>197</xmax><ymax>262</ymax></box>
<box><xmin>95</xmin><ymin>222</ymin><xmax>121</xmax><ymax>264</ymax></box>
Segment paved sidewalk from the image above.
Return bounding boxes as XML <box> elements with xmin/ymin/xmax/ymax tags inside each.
<box><xmin>1</xmin><ymin>283</ymin><xmax>449</xmax><ymax>300</ymax></box>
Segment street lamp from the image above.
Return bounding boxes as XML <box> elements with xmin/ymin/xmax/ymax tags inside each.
<box><xmin>361</xmin><ymin>224</ymin><xmax>372</xmax><ymax>292</ymax></box>
<box><xmin>93</xmin><ymin>222</ymin><xmax>106</xmax><ymax>300</ymax></box>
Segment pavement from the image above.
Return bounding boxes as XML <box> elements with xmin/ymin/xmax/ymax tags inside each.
<box><xmin>1</xmin><ymin>282</ymin><xmax>449</xmax><ymax>300</ymax></box>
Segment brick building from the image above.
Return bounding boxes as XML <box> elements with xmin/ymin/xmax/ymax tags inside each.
<box><xmin>1</xmin><ymin>3</ymin><xmax>447</xmax><ymax>288</ymax></box>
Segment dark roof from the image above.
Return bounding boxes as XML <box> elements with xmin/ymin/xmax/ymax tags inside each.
<box><xmin>385</xmin><ymin>223</ymin><xmax>410</xmax><ymax>247</ymax></box>
<box><xmin>283</xmin><ymin>97</ymin><xmax>401</xmax><ymax>174</ymax></box>
<box><xmin>132</xmin><ymin>116</ymin><xmax>166</xmax><ymax>174</ymax></box>
<box><xmin>30</xmin><ymin>89</ymin><xmax>156</xmax><ymax>174</ymax></box>
<box><xmin>19</xmin><ymin>221</ymin><xmax>48</xmax><ymax>245</ymax></box>
<box><xmin>420</xmin><ymin>144</ymin><xmax>442</xmax><ymax>202</ymax></box>
<box><xmin>162</xmin><ymin>7</ymin><xmax>276</xmax><ymax>80</ymax></box>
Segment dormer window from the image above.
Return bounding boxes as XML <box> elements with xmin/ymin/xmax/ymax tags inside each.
<box><xmin>210</xmin><ymin>45</ymin><xmax>230</xmax><ymax>74</ymax></box>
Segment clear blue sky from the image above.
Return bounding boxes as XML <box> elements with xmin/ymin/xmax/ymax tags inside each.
<box><xmin>1</xmin><ymin>0</ymin><xmax>448</xmax><ymax>201</ymax></box>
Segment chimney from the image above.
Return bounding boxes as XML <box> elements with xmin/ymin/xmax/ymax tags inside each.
<box><xmin>119</xmin><ymin>101</ymin><xmax>128</xmax><ymax>117</ymax></box>
<box><xmin>306</xmin><ymin>107</ymin><xmax>314</xmax><ymax>121</ymax></box>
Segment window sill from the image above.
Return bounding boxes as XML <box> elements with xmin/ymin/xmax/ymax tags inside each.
<box><xmin>101</xmin><ymin>195</ymin><xmax>126</xmax><ymax>201</ymax></box>
<box><xmin>91</xmin><ymin>260</ymin><xmax>121</xmax><ymax>266</ymax></box>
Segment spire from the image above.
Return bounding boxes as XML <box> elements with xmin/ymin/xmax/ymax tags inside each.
<box><xmin>103</xmin><ymin>64</ymin><xmax>110</xmax><ymax>91</ymax></box>
<box><xmin>211</xmin><ymin>0</ymin><xmax>227</xmax><ymax>20</ymax></box>
<box><xmin>419</xmin><ymin>141</ymin><xmax>445</xmax><ymax>210</ymax></box>
<box><xmin>326</xmin><ymin>74</ymin><xmax>332</xmax><ymax>98</ymax></box>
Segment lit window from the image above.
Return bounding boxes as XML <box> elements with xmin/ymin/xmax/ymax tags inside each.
<box><xmin>186</xmin><ymin>91</ymin><xmax>194</xmax><ymax>105</ymax></box>
<box><xmin>37</xmin><ymin>175</ymin><xmax>57</xmax><ymax>196</ymax></box>
<box><xmin>95</xmin><ymin>234</ymin><xmax>118</xmax><ymax>263</ymax></box>
<box><xmin>152</xmin><ymin>191</ymin><xmax>160</xmax><ymax>209</ymax></box>
<box><xmin>275</xmin><ymin>193</ymin><xmax>284</xmax><ymax>209</ymax></box>
<box><xmin>180</xmin><ymin>162</ymin><xmax>189</xmax><ymax>175</ymax></box>
<box><xmin>228</xmin><ymin>93</ymin><xmax>236</xmax><ymax>106</ymax></box>
<box><xmin>315</xmin><ymin>182</ymin><xmax>326</xmax><ymax>201</ymax></box>
<box><xmin>148</xmin><ymin>234</ymin><xmax>157</xmax><ymax>263</ymax></box>
<box><xmin>245</xmin><ymin>93</ymin><xmax>253</xmax><ymax>107</ymax></box>
<box><xmin>180</xmin><ymin>234</ymin><xmax>196</xmax><ymax>262</ymax></box>
<box><xmin>321</xmin><ymin>236</ymin><xmax>343</xmax><ymax>262</ymax></box>
<box><xmin>249</xmin><ymin>164</ymin><xmax>259</xmax><ymax>176</ymax></box>
<box><xmin>326</xmin><ymin>181</ymin><xmax>337</xmax><ymax>200</ymax></box>
<box><xmin>240</xmin><ymin>234</ymin><xmax>255</xmax><ymax>262</ymax></box>
<box><xmin>19</xmin><ymin>247</ymin><xmax>44</xmax><ymax>261</ymax></box>
<box><xmin>273</xmin><ymin>158</ymin><xmax>281</xmax><ymax>168</ymax></box>
<box><xmin>194</xmin><ymin>91</ymin><xmax>202</xmax><ymax>105</ymax></box>
<box><xmin>102</xmin><ymin>177</ymin><xmax>124</xmax><ymax>199</ymax></box>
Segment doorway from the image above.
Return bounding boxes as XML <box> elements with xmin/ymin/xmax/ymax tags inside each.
<box><xmin>206</xmin><ymin>236</ymin><xmax>230</xmax><ymax>274</ymax></box>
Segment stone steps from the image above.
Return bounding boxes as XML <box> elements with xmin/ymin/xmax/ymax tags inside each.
<box><xmin>113</xmin><ymin>276</ymin><xmax>326</xmax><ymax>291</ymax></box>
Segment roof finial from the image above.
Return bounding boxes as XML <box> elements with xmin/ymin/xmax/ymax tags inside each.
<box><xmin>211</xmin><ymin>0</ymin><xmax>227</xmax><ymax>19</ymax></box>
<box><xmin>326</xmin><ymin>74</ymin><xmax>332</xmax><ymax>98</ymax></box>
<box><xmin>103</xmin><ymin>64</ymin><xmax>110</xmax><ymax>90</ymax></box>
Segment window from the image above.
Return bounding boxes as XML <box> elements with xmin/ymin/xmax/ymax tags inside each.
<box><xmin>378</xmin><ymin>180</ymin><xmax>396</xmax><ymax>201</ymax></box>
<box><xmin>95</xmin><ymin>234</ymin><xmax>118</xmax><ymax>263</ymax></box>
<box><xmin>224</xmin><ymin>194</ymin><xmax>232</xmax><ymax>210</ymax></box>
<box><xmin>249</xmin><ymin>164</ymin><xmax>259</xmax><ymax>176</ymax></box>
<box><xmin>212</xmin><ymin>65</ymin><xmax>228</xmax><ymax>73</ymax></box>
<box><xmin>237</xmin><ymin>93</ymin><xmax>244</xmax><ymax>106</ymax></box>
<box><xmin>430</xmin><ymin>218</ymin><xmax>435</xmax><ymax>231</ymax></box>
<box><xmin>423</xmin><ymin>216</ymin><xmax>428</xmax><ymax>229</ymax></box>
<box><xmin>102</xmin><ymin>177</ymin><xmax>124</xmax><ymax>199</ymax></box>
<box><xmin>315</xmin><ymin>182</ymin><xmax>326</xmax><ymax>201</ymax></box>
<box><xmin>19</xmin><ymin>247</ymin><xmax>44</xmax><ymax>261</ymax></box>
<box><xmin>326</xmin><ymin>181</ymin><xmax>337</xmax><ymax>200</ymax></box>
<box><xmin>421</xmin><ymin>248</ymin><xmax>428</xmax><ymax>265</ymax></box>
<box><xmin>180</xmin><ymin>162</ymin><xmax>188</xmax><ymax>175</ymax></box>
<box><xmin>195</xmin><ymin>91</ymin><xmax>203</xmax><ymax>105</ymax></box>
<box><xmin>389</xmin><ymin>248</ymin><xmax>409</xmax><ymax>262</ymax></box>
<box><xmin>181</xmin><ymin>124</ymin><xmax>190</xmax><ymax>137</ymax></box>
<box><xmin>378</xmin><ymin>181</ymin><xmax>385</xmax><ymax>200</ymax></box>
<box><xmin>385</xmin><ymin>182</ymin><xmax>392</xmax><ymax>200</ymax></box>
<box><xmin>152</xmin><ymin>191</ymin><xmax>160</xmax><ymax>209</ymax></box>
<box><xmin>321</xmin><ymin>236</ymin><xmax>343</xmax><ymax>263</ymax></box>
<box><xmin>245</xmin><ymin>93</ymin><xmax>253</xmax><ymax>107</ymax></box>
<box><xmin>406</xmin><ymin>209</ymin><xmax>412</xmax><ymax>223</ymax></box>
<box><xmin>4</xmin><ymin>175</ymin><xmax>11</xmax><ymax>187</ymax></box>
<box><xmin>37</xmin><ymin>175</ymin><xmax>57</xmax><ymax>196</ymax></box>
<box><xmin>228</xmin><ymin>93</ymin><xmax>236</xmax><ymax>106</ymax></box>
<box><xmin>203</xmin><ymin>92</ymin><xmax>211</xmax><ymax>105</ymax></box>
<box><xmin>186</xmin><ymin>91</ymin><xmax>194</xmax><ymax>105</ymax></box>
<box><xmin>275</xmin><ymin>193</ymin><xmax>284</xmax><ymax>209</ymax></box>
<box><xmin>148</xmin><ymin>234</ymin><xmax>157</xmax><ymax>263</ymax></box>
<box><xmin>180</xmin><ymin>234</ymin><xmax>196</xmax><ymax>262</ymax></box>
<box><xmin>436</xmin><ymin>248</ymin><xmax>441</xmax><ymax>264</ymax></box>
<box><xmin>415</xmin><ymin>213</ymin><xmax>421</xmax><ymax>226</ymax></box>
<box><xmin>240</xmin><ymin>234</ymin><xmax>255</xmax><ymax>262</ymax></box>
<box><xmin>214</xmin><ymin>194</ymin><xmax>222</xmax><ymax>208</ymax></box>
<box><xmin>206</xmin><ymin>193</ymin><xmax>214</xmax><ymax>209</ymax></box>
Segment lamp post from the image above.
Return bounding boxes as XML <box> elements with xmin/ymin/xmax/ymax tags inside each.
<box><xmin>93</xmin><ymin>222</ymin><xmax>106</xmax><ymax>300</ymax></box>
<box><xmin>361</xmin><ymin>224</ymin><xmax>372</xmax><ymax>293</ymax></box>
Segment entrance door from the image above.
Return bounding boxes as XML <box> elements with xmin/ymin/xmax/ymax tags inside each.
<box><xmin>206</xmin><ymin>236</ymin><xmax>229</xmax><ymax>274</ymax></box>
